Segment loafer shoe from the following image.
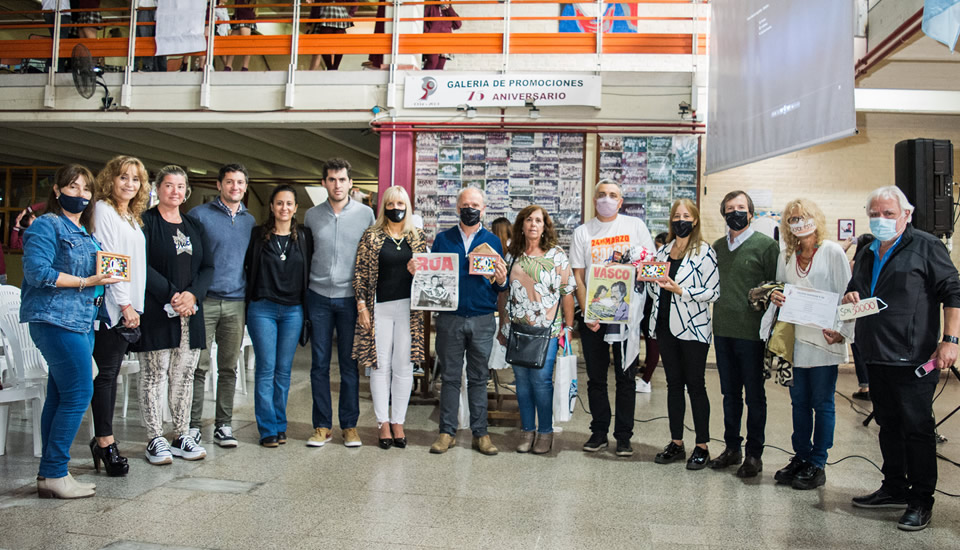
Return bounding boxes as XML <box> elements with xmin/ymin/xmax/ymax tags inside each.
<box><xmin>736</xmin><ymin>455</ymin><xmax>763</xmax><ymax>478</ymax></box>
<box><xmin>852</xmin><ymin>488</ymin><xmax>908</xmax><ymax>509</ymax></box>
<box><xmin>897</xmin><ymin>504</ymin><xmax>932</xmax><ymax>531</ymax></box>
<box><xmin>708</xmin><ymin>447</ymin><xmax>742</xmax><ymax>470</ymax></box>
<box><xmin>654</xmin><ymin>441</ymin><xmax>685</xmax><ymax>464</ymax></box>
<box><xmin>686</xmin><ymin>446</ymin><xmax>710</xmax><ymax>470</ymax></box>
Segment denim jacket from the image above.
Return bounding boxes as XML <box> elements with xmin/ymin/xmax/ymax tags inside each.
<box><xmin>21</xmin><ymin>213</ymin><xmax>102</xmax><ymax>333</ymax></box>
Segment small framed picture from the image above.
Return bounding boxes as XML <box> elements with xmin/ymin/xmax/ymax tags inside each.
<box><xmin>636</xmin><ymin>261</ymin><xmax>669</xmax><ymax>282</ymax></box>
<box><xmin>838</xmin><ymin>219</ymin><xmax>855</xmax><ymax>241</ymax></box>
<box><xmin>97</xmin><ymin>251</ymin><xmax>131</xmax><ymax>281</ymax></box>
<box><xmin>468</xmin><ymin>252</ymin><xmax>499</xmax><ymax>276</ymax></box>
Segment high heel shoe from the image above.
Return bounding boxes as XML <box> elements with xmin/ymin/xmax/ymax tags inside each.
<box><xmin>90</xmin><ymin>438</ymin><xmax>130</xmax><ymax>476</ymax></box>
<box><xmin>390</xmin><ymin>424</ymin><xmax>406</xmax><ymax>448</ymax></box>
<box><xmin>378</xmin><ymin>424</ymin><xmax>393</xmax><ymax>449</ymax></box>
<box><xmin>37</xmin><ymin>475</ymin><xmax>95</xmax><ymax>499</ymax></box>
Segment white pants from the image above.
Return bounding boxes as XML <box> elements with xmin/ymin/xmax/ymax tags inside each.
<box><xmin>370</xmin><ymin>299</ymin><xmax>414</xmax><ymax>424</ymax></box>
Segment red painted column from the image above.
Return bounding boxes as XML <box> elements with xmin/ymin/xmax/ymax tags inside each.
<box><xmin>378</xmin><ymin>124</ymin><xmax>415</xmax><ymax>196</ymax></box>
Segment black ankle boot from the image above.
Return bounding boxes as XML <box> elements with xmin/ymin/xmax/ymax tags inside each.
<box><xmin>90</xmin><ymin>438</ymin><xmax>129</xmax><ymax>476</ymax></box>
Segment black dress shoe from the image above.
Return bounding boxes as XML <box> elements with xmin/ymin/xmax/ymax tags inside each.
<box><xmin>90</xmin><ymin>438</ymin><xmax>129</xmax><ymax>477</ymax></box>
<box><xmin>852</xmin><ymin>390</ymin><xmax>870</xmax><ymax>401</ymax></box>
<box><xmin>897</xmin><ymin>504</ymin><xmax>932</xmax><ymax>531</ymax></box>
<box><xmin>708</xmin><ymin>447</ymin><xmax>742</xmax><ymax>470</ymax></box>
<box><xmin>686</xmin><ymin>446</ymin><xmax>710</xmax><ymax>470</ymax></box>
<box><xmin>654</xmin><ymin>441</ymin><xmax>686</xmax><ymax>464</ymax></box>
<box><xmin>393</xmin><ymin>437</ymin><xmax>407</xmax><ymax>448</ymax></box>
<box><xmin>277</xmin><ymin>432</ymin><xmax>287</xmax><ymax>445</ymax></box>
<box><xmin>791</xmin><ymin>464</ymin><xmax>826</xmax><ymax>490</ymax></box>
<box><xmin>851</xmin><ymin>488</ymin><xmax>908</xmax><ymax>509</ymax></box>
<box><xmin>583</xmin><ymin>433</ymin><xmax>609</xmax><ymax>452</ymax></box>
<box><xmin>260</xmin><ymin>436</ymin><xmax>279</xmax><ymax>448</ymax></box>
<box><xmin>774</xmin><ymin>456</ymin><xmax>807</xmax><ymax>485</ymax></box>
<box><xmin>378</xmin><ymin>437</ymin><xmax>393</xmax><ymax>449</ymax></box>
<box><xmin>736</xmin><ymin>455</ymin><xmax>763</xmax><ymax>478</ymax></box>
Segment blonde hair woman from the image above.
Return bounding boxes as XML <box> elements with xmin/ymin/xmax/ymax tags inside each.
<box><xmin>89</xmin><ymin>156</ymin><xmax>150</xmax><ymax>476</ymax></box>
<box><xmin>352</xmin><ymin>186</ymin><xmax>428</xmax><ymax>449</ymax></box>
<box><xmin>647</xmin><ymin>198</ymin><xmax>719</xmax><ymax>470</ymax></box>
<box><xmin>770</xmin><ymin>198</ymin><xmax>853</xmax><ymax>490</ymax></box>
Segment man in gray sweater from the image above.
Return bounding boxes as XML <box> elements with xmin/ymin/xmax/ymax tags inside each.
<box><xmin>304</xmin><ymin>158</ymin><xmax>375</xmax><ymax>448</ymax></box>
<box><xmin>187</xmin><ymin>164</ymin><xmax>256</xmax><ymax>448</ymax></box>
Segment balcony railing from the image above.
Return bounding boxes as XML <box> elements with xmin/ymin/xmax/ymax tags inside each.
<box><xmin>0</xmin><ymin>1</ymin><xmax>708</xmax><ymax>74</ymax></box>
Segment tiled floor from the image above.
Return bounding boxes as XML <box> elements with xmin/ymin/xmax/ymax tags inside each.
<box><xmin>1</xmin><ymin>345</ymin><xmax>959</xmax><ymax>550</ymax></box>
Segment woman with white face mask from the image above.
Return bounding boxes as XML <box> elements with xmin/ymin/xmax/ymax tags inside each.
<box><xmin>769</xmin><ymin>198</ymin><xmax>854</xmax><ymax>491</ymax></box>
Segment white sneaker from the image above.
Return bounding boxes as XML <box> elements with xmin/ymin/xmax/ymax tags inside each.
<box><xmin>171</xmin><ymin>434</ymin><xmax>207</xmax><ymax>460</ymax></box>
<box><xmin>636</xmin><ymin>378</ymin><xmax>652</xmax><ymax>393</ymax></box>
<box><xmin>188</xmin><ymin>427</ymin><xmax>202</xmax><ymax>445</ymax></box>
<box><xmin>145</xmin><ymin>437</ymin><xmax>173</xmax><ymax>465</ymax></box>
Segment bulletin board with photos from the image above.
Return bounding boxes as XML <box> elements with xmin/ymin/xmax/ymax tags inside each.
<box><xmin>597</xmin><ymin>134</ymin><xmax>701</xmax><ymax>236</ymax></box>
<box><xmin>413</xmin><ymin>132</ymin><xmax>586</xmax><ymax>250</ymax></box>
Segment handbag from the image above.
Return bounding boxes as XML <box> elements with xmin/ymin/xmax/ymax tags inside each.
<box><xmin>504</xmin><ymin>258</ymin><xmax>560</xmax><ymax>369</ymax></box>
<box><xmin>299</xmin><ymin>319</ymin><xmax>311</xmax><ymax>347</ymax></box>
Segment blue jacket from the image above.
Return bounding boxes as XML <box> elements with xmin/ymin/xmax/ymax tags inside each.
<box><xmin>432</xmin><ymin>225</ymin><xmax>506</xmax><ymax>317</ymax></box>
<box><xmin>187</xmin><ymin>198</ymin><xmax>255</xmax><ymax>301</ymax></box>
<box><xmin>20</xmin><ymin>213</ymin><xmax>102</xmax><ymax>333</ymax></box>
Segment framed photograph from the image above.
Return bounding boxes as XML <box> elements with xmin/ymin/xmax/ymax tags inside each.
<box><xmin>468</xmin><ymin>252</ymin><xmax>500</xmax><ymax>276</ymax></box>
<box><xmin>636</xmin><ymin>261</ymin><xmax>669</xmax><ymax>282</ymax></box>
<box><xmin>838</xmin><ymin>219</ymin><xmax>855</xmax><ymax>240</ymax></box>
<box><xmin>97</xmin><ymin>251</ymin><xmax>131</xmax><ymax>281</ymax></box>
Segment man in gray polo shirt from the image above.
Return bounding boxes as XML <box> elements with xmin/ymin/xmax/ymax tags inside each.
<box><xmin>187</xmin><ymin>163</ymin><xmax>256</xmax><ymax>448</ymax></box>
<box><xmin>304</xmin><ymin>158</ymin><xmax>375</xmax><ymax>448</ymax></box>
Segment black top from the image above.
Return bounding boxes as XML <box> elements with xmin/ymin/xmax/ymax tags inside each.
<box><xmin>244</xmin><ymin>225</ymin><xmax>314</xmax><ymax>307</ymax></box>
<box><xmin>136</xmin><ymin>207</ymin><xmax>215</xmax><ymax>353</ymax></box>
<box><xmin>159</xmin><ymin>219</ymin><xmax>194</xmax><ymax>290</ymax></box>
<box><xmin>251</xmin><ymin>233</ymin><xmax>305</xmax><ymax>305</ymax></box>
<box><xmin>656</xmin><ymin>256</ymin><xmax>683</xmax><ymax>334</ymax></box>
<box><xmin>376</xmin><ymin>237</ymin><xmax>413</xmax><ymax>303</ymax></box>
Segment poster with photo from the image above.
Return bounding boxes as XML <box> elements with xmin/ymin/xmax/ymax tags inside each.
<box><xmin>438</xmin><ymin>164</ymin><xmax>462</xmax><ymax>178</ymax></box>
<box><xmin>487</xmin><ymin>163</ymin><xmax>509</xmax><ymax>178</ymax></box>
<box><xmin>439</xmin><ymin>147</ymin><xmax>462</xmax><ymax>164</ymax></box>
<box><xmin>439</xmin><ymin>133</ymin><xmax>462</xmax><ymax>146</ymax></box>
<box><xmin>584</xmin><ymin>263</ymin><xmax>636</xmax><ymax>323</ymax></box>
<box><xmin>463</xmin><ymin>163</ymin><xmax>485</xmax><ymax>177</ymax></box>
<box><xmin>411</xmin><ymin>253</ymin><xmax>459</xmax><ymax>311</ymax></box>
<box><xmin>512</xmin><ymin>133</ymin><xmax>536</xmax><ymax>148</ymax></box>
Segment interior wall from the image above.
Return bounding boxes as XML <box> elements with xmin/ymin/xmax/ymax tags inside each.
<box><xmin>699</xmin><ymin>112</ymin><xmax>960</xmax><ymax>264</ymax></box>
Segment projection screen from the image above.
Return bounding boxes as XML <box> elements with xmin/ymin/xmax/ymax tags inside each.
<box><xmin>705</xmin><ymin>0</ymin><xmax>857</xmax><ymax>175</ymax></box>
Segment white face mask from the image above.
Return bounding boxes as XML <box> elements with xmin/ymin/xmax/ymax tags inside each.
<box><xmin>789</xmin><ymin>219</ymin><xmax>816</xmax><ymax>237</ymax></box>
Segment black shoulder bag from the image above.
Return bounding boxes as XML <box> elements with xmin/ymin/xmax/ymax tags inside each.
<box><xmin>504</xmin><ymin>257</ymin><xmax>560</xmax><ymax>369</ymax></box>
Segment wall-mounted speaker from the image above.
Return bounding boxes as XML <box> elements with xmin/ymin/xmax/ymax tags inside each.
<box><xmin>894</xmin><ymin>138</ymin><xmax>954</xmax><ymax>238</ymax></box>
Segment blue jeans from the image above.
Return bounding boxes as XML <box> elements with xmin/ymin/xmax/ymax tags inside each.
<box><xmin>247</xmin><ymin>300</ymin><xmax>303</xmax><ymax>439</ymax></box>
<box><xmin>30</xmin><ymin>323</ymin><xmax>95</xmax><ymax>479</ymax></box>
<box><xmin>789</xmin><ymin>365</ymin><xmax>838</xmax><ymax>468</ymax></box>
<box><xmin>512</xmin><ymin>338</ymin><xmax>558</xmax><ymax>434</ymax></box>
<box><xmin>307</xmin><ymin>291</ymin><xmax>359</xmax><ymax>429</ymax></box>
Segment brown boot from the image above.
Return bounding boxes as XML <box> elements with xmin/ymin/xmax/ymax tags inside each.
<box><xmin>429</xmin><ymin>433</ymin><xmax>456</xmax><ymax>454</ymax></box>
<box><xmin>472</xmin><ymin>435</ymin><xmax>499</xmax><ymax>456</ymax></box>
<box><xmin>516</xmin><ymin>431</ymin><xmax>535</xmax><ymax>453</ymax></box>
<box><xmin>532</xmin><ymin>432</ymin><xmax>553</xmax><ymax>455</ymax></box>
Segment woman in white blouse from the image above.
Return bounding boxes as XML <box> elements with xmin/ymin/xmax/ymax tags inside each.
<box><xmin>647</xmin><ymin>199</ymin><xmax>720</xmax><ymax>470</ymax></box>
<box><xmin>770</xmin><ymin>198</ymin><xmax>853</xmax><ymax>491</ymax></box>
<box><xmin>89</xmin><ymin>156</ymin><xmax>148</xmax><ymax>476</ymax></box>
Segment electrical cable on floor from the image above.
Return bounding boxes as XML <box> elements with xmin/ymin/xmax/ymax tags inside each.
<box><xmin>834</xmin><ymin>390</ymin><xmax>871</xmax><ymax>417</ymax></box>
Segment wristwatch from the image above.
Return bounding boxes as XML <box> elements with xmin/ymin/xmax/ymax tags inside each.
<box><xmin>943</xmin><ymin>335</ymin><xmax>959</xmax><ymax>344</ymax></box>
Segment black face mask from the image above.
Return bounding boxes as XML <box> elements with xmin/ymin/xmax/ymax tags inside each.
<box><xmin>724</xmin><ymin>210</ymin><xmax>750</xmax><ymax>231</ymax></box>
<box><xmin>385</xmin><ymin>208</ymin><xmax>406</xmax><ymax>223</ymax></box>
<box><xmin>459</xmin><ymin>207</ymin><xmax>482</xmax><ymax>227</ymax></box>
<box><xmin>672</xmin><ymin>219</ymin><xmax>694</xmax><ymax>238</ymax></box>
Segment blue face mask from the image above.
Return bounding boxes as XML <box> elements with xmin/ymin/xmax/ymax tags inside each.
<box><xmin>58</xmin><ymin>193</ymin><xmax>90</xmax><ymax>214</ymax></box>
<box><xmin>869</xmin><ymin>216</ymin><xmax>900</xmax><ymax>241</ymax></box>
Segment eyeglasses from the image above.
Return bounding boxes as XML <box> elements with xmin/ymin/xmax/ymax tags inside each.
<box><xmin>787</xmin><ymin>216</ymin><xmax>806</xmax><ymax>224</ymax></box>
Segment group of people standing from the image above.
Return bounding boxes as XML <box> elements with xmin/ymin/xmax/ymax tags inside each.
<box><xmin>18</xmin><ymin>160</ymin><xmax>958</xmax><ymax>532</ymax></box>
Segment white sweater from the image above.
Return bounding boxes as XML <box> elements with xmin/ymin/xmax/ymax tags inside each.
<box><xmin>93</xmin><ymin>201</ymin><xmax>147</xmax><ymax>328</ymax></box>
<box><xmin>777</xmin><ymin>239</ymin><xmax>854</xmax><ymax>367</ymax></box>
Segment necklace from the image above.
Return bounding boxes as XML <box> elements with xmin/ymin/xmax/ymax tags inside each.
<box><xmin>388</xmin><ymin>232</ymin><xmax>404</xmax><ymax>251</ymax></box>
<box><xmin>795</xmin><ymin>248</ymin><xmax>817</xmax><ymax>278</ymax></box>
<box><xmin>275</xmin><ymin>234</ymin><xmax>290</xmax><ymax>261</ymax></box>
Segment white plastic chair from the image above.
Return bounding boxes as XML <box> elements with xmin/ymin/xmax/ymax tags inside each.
<box><xmin>0</xmin><ymin>300</ymin><xmax>45</xmax><ymax>457</ymax></box>
<box><xmin>205</xmin><ymin>329</ymin><xmax>253</xmax><ymax>396</ymax></box>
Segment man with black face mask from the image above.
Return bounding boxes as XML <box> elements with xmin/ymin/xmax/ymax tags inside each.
<box><xmin>707</xmin><ymin>191</ymin><xmax>779</xmax><ymax>478</ymax></box>
<box><xmin>424</xmin><ymin>186</ymin><xmax>508</xmax><ymax>456</ymax></box>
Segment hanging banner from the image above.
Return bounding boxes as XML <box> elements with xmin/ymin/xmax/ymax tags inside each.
<box><xmin>155</xmin><ymin>0</ymin><xmax>207</xmax><ymax>56</ymax></box>
<box><xmin>559</xmin><ymin>3</ymin><xmax>639</xmax><ymax>33</ymax></box>
<box><xmin>404</xmin><ymin>73</ymin><xmax>602</xmax><ymax>108</ymax></box>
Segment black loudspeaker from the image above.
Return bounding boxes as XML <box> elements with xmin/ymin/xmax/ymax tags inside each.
<box><xmin>895</xmin><ymin>138</ymin><xmax>954</xmax><ymax>237</ymax></box>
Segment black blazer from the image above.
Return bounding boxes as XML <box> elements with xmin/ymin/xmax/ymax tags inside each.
<box><xmin>243</xmin><ymin>224</ymin><xmax>314</xmax><ymax>305</ymax></box>
<box><xmin>135</xmin><ymin>207</ymin><xmax>215</xmax><ymax>352</ymax></box>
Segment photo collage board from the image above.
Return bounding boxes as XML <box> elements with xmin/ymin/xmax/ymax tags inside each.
<box><xmin>414</xmin><ymin>132</ymin><xmax>586</xmax><ymax>250</ymax></box>
<box><xmin>598</xmin><ymin>134</ymin><xmax>700</xmax><ymax>236</ymax></box>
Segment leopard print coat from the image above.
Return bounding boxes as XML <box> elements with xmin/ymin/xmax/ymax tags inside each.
<box><xmin>351</xmin><ymin>226</ymin><xmax>428</xmax><ymax>369</ymax></box>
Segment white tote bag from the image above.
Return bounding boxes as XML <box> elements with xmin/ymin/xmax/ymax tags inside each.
<box><xmin>552</xmin><ymin>335</ymin><xmax>578</xmax><ymax>423</ymax></box>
